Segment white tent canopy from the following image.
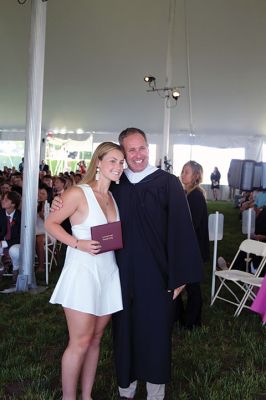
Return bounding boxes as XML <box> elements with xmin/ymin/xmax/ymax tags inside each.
<box><xmin>1</xmin><ymin>0</ymin><xmax>266</xmax><ymax>157</ymax></box>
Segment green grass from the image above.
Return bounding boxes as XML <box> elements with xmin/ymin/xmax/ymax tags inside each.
<box><xmin>0</xmin><ymin>201</ymin><xmax>265</xmax><ymax>399</ymax></box>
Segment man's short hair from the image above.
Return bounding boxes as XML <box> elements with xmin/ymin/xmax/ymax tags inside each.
<box><xmin>118</xmin><ymin>127</ymin><xmax>148</xmax><ymax>147</ymax></box>
<box><xmin>11</xmin><ymin>172</ymin><xmax>23</xmax><ymax>178</ymax></box>
<box><xmin>5</xmin><ymin>191</ymin><xmax>21</xmax><ymax>209</ymax></box>
<box><xmin>56</xmin><ymin>176</ymin><xmax>66</xmax><ymax>185</ymax></box>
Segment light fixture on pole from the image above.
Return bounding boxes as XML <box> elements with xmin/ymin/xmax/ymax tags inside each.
<box><xmin>144</xmin><ymin>75</ymin><xmax>156</xmax><ymax>84</ymax></box>
<box><xmin>144</xmin><ymin>75</ymin><xmax>156</xmax><ymax>89</ymax></box>
<box><xmin>144</xmin><ymin>75</ymin><xmax>183</xmax><ymax>108</ymax></box>
<box><xmin>17</xmin><ymin>0</ymin><xmax>48</xmax><ymax>4</ymax></box>
<box><xmin>171</xmin><ymin>88</ymin><xmax>180</xmax><ymax>100</ymax></box>
<box><xmin>144</xmin><ymin>75</ymin><xmax>184</xmax><ymax>172</ymax></box>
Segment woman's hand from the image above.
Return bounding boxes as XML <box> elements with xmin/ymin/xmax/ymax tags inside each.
<box><xmin>50</xmin><ymin>195</ymin><xmax>63</xmax><ymax>212</ymax></box>
<box><xmin>77</xmin><ymin>239</ymin><xmax>102</xmax><ymax>255</ymax></box>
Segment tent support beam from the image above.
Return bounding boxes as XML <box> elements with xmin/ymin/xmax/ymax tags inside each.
<box><xmin>18</xmin><ymin>0</ymin><xmax>47</xmax><ymax>291</ymax></box>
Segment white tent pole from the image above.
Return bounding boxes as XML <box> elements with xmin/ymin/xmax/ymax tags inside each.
<box><xmin>184</xmin><ymin>0</ymin><xmax>194</xmax><ymax>137</ymax></box>
<box><xmin>211</xmin><ymin>211</ymin><xmax>219</xmax><ymax>302</ymax></box>
<box><xmin>247</xmin><ymin>207</ymin><xmax>252</xmax><ymax>239</ymax></box>
<box><xmin>19</xmin><ymin>0</ymin><xmax>47</xmax><ymax>291</ymax></box>
<box><xmin>162</xmin><ymin>0</ymin><xmax>176</xmax><ymax>162</ymax></box>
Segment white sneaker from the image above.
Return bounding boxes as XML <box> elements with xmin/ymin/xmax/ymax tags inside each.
<box><xmin>217</xmin><ymin>256</ymin><xmax>228</xmax><ymax>270</ymax></box>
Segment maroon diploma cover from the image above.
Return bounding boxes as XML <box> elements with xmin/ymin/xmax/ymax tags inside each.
<box><xmin>91</xmin><ymin>221</ymin><xmax>123</xmax><ymax>254</ymax></box>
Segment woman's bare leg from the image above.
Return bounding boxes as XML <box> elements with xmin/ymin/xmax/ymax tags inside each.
<box><xmin>80</xmin><ymin>314</ymin><xmax>111</xmax><ymax>400</ymax></box>
<box><xmin>62</xmin><ymin>307</ymin><xmax>96</xmax><ymax>400</ymax></box>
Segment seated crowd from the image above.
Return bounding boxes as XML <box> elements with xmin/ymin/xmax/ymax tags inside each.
<box><xmin>0</xmin><ymin>161</ymin><xmax>87</xmax><ymax>284</ymax></box>
<box><xmin>217</xmin><ymin>188</ymin><xmax>266</xmax><ymax>273</ymax></box>
<box><xmin>238</xmin><ymin>188</ymin><xmax>266</xmax><ymax>242</ymax></box>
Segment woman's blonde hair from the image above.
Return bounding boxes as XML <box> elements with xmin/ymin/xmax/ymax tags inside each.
<box><xmin>182</xmin><ymin>160</ymin><xmax>205</xmax><ymax>195</ymax></box>
<box><xmin>80</xmin><ymin>142</ymin><xmax>124</xmax><ymax>185</ymax></box>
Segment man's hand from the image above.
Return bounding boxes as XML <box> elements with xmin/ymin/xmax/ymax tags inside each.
<box><xmin>50</xmin><ymin>195</ymin><xmax>63</xmax><ymax>212</ymax></box>
<box><xmin>172</xmin><ymin>284</ymin><xmax>186</xmax><ymax>300</ymax></box>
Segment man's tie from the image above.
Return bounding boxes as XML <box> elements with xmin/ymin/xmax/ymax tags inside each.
<box><xmin>5</xmin><ymin>215</ymin><xmax>11</xmax><ymax>241</ymax></box>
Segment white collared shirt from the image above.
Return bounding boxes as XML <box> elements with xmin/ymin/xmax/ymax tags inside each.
<box><xmin>6</xmin><ymin>210</ymin><xmax>15</xmax><ymax>224</ymax></box>
<box><xmin>124</xmin><ymin>164</ymin><xmax>158</xmax><ymax>184</ymax></box>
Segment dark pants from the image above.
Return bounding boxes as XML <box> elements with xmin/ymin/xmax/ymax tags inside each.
<box><xmin>174</xmin><ymin>282</ymin><xmax>202</xmax><ymax>330</ymax></box>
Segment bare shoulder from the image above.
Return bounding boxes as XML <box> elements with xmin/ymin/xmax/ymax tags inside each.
<box><xmin>47</xmin><ymin>186</ymin><xmax>87</xmax><ymax>223</ymax></box>
<box><xmin>61</xmin><ymin>185</ymin><xmax>86</xmax><ymax>202</ymax></box>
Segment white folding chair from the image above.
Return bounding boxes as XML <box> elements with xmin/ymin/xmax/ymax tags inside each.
<box><xmin>211</xmin><ymin>239</ymin><xmax>266</xmax><ymax>316</ymax></box>
<box><xmin>234</xmin><ymin>274</ymin><xmax>264</xmax><ymax>317</ymax></box>
<box><xmin>44</xmin><ymin>201</ymin><xmax>57</xmax><ymax>284</ymax></box>
<box><xmin>46</xmin><ymin>237</ymin><xmax>57</xmax><ymax>272</ymax></box>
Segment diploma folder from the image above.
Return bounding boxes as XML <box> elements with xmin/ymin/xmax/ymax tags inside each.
<box><xmin>91</xmin><ymin>221</ymin><xmax>123</xmax><ymax>254</ymax></box>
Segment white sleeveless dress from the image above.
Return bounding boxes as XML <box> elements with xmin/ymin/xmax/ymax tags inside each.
<box><xmin>50</xmin><ymin>184</ymin><xmax>123</xmax><ymax>316</ymax></box>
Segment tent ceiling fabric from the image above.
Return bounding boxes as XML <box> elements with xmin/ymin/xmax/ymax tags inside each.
<box><xmin>1</xmin><ymin>0</ymin><xmax>266</xmax><ymax>138</ymax></box>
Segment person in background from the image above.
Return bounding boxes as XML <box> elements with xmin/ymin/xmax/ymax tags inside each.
<box><xmin>18</xmin><ymin>157</ymin><xmax>24</xmax><ymax>173</ymax></box>
<box><xmin>53</xmin><ymin>176</ymin><xmax>66</xmax><ymax>197</ymax></box>
<box><xmin>41</xmin><ymin>174</ymin><xmax>53</xmax><ymax>188</ymax></box>
<box><xmin>41</xmin><ymin>175</ymin><xmax>54</xmax><ymax>203</ymax></box>
<box><xmin>175</xmin><ymin>161</ymin><xmax>210</xmax><ymax>329</ymax></box>
<box><xmin>64</xmin><ymin>174</ymin><xmax>75</xmax><ymax>190</ymax></box>
<box><xmin>0</xmin><ymin>181</ymin><xmax>11</xmax><ymax>201</ymax></box>
<box><xmin>254</xmin><ymin>189</ymin><xmax>266</xmax><ymax>217</ymax></box>
<box><xmin>0</xmin><ymin>191</ymin><xmax>22</xmax><ymax>283</ymax></box>
<box><xmin>45</xmin><ymin>142</ymin><xmax>124</xmax><ymax>400</ymax></box>
<box><xmin>36</xmin><ymin>184</ymin><xmax>52</xmax><ymax>272</ymax></box>
<box><xmin>3</xmin><ymin>166</ymin><xmax>11</xmax><ymax>179</ymax></box>
<box><xmin>78</xmin><ymin>160</ymin><xmax>87</xmax><ymax>174</ymax></box>
<box><xmin>74</xmin><ymin>173</ymin><xmax>82</xmax><ymax>185</ymax></box>
<box><xmin>239</xmin><ymin>191</ymin><xmax>255</xmax><ymax>211</ymax></box>
<box><xmin>39</xmin><ymin>159</ymin><xmax>49</xmax><ymax>172</ymax></box>
<box><xmin>11</xmin><ymin>173</ymin><xmax>23</xmax><ymax>195</ymax></box>
<box><xmin>210</xmin><ymin>166</ymin><xmax>221</xmax><ymax>201</ymax></box>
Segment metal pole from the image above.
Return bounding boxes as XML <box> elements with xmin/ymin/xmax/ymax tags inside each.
<box><xmin>18</xmin><ymin>0</ymin><xmax>47</xmax><ymax>291</ymax></box>
<box><xmin>184</xmin><ymin>0</ymin><xmax>194</xmax><ymax>137</ymax></box>
<box><xmin>162</xmin><ymin>103</ymin><xmax>170</xmax><ymax>161</ymax></box>
<box><xmin>245</xmin><ymin>207</ymin><xmax>252</xmax><ymax>272</ymax></box>
<box><xmin>162</xmin><ymin>0</ymin><xmax>176</xmax><ymax>162</ymax></box>
<box><xmin>247</xmin><ymin>207</ymin><xmax>252</xmax><ymax>239</ymax></box>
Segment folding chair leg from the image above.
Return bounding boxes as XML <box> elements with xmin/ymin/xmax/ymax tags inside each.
<box><xmin>211</xmin><ymin>279</ymin><xmax>241</xmax><ymax>306</ymax></box>
<box><xmin>234</xmin><ymin>285</ymin><xmax>256</xmax><ymax>317</ymax></box>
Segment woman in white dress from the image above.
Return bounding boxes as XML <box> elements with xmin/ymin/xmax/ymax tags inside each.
<box><xmin>45</xmin><ymin>142</ymin><xmax>124</xmax><ymax>400</ymax></box>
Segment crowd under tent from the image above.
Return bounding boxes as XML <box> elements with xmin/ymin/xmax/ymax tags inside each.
<box><xmin>1</xmin><ymin>0</ymin><xmax>266</xmax><ymax>289</ymax></box>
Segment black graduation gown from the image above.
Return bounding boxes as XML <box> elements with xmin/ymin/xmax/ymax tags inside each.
<box><xmin>111</xmin><ymin>169</ymin><xmax>203</xmax><ymax>387</ymax></box>
<box><xmin>187</xmin><ymin>188</ymin><xmax>210</xmax><ymax>262</ymax></box>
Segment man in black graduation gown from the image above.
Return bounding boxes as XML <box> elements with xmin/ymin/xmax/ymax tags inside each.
<box><xmin>111</xmin><ymin>128</ymin><xmax>203</xmax><ymax>400</ymax></box>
